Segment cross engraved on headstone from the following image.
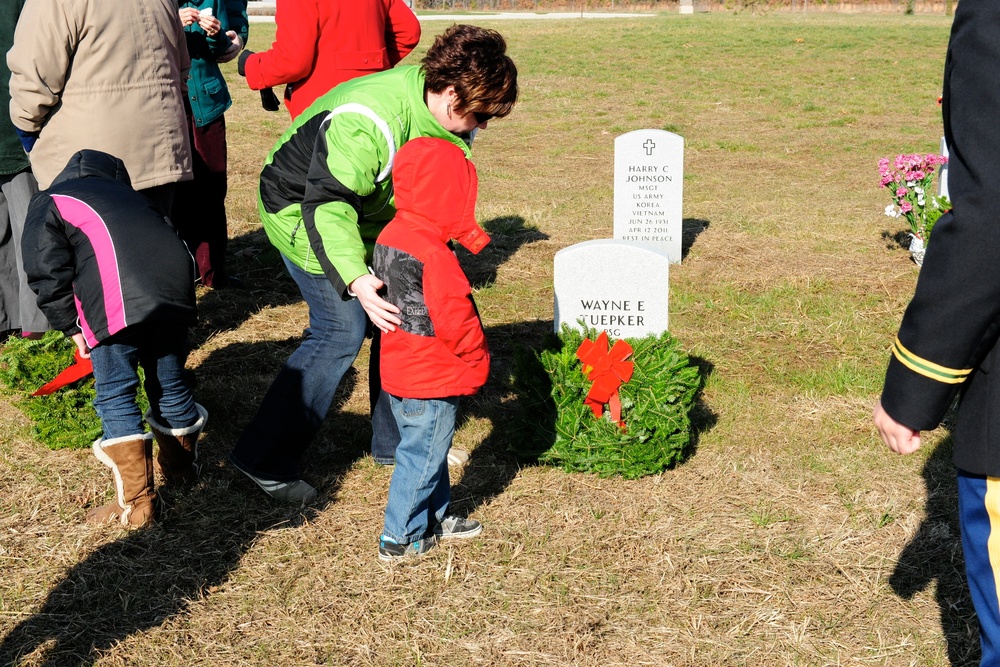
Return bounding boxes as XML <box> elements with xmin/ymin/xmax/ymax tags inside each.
<box><xmin>643</xmin><ymin>139</ymin><xmax>656</xmax><ymax>156</ymax></box>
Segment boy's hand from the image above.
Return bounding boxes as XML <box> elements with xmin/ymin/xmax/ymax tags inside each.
<box><xmin>217</xmin><ymin>31</ymin><xmax>243</xmax><ymax>63</ymax></box>
<box><xmin>350</xmin><ymin>274</ymin><xmax>401</xmax><ymax>334</ymax></box>
<box><xmin>71</xmin><ymin>332</ymin><xmax>91</xmax><ymax>359</ymax></box>
<box><xmin>873</xmin><ymin>400</ymin><xmax>921</xmax><ymax>454</ymax></box>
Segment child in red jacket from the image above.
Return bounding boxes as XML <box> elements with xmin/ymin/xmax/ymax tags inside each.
<box><xmin>372</xmin><ymin>137</ymin><xmax>490</xmax><ymax>560</ymax></box>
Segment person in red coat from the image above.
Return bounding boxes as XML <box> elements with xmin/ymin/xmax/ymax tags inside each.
<box><xmin>237</xmin><ymin>0</ymin><xmax>420</xmax><ymax>119</ymax></box>
<box><xmin>371</xmin><ymin>137</ymin><xmax>490</xmax><ymax>559</ymax></box>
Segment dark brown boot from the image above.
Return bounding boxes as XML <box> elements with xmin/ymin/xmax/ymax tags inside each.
<box><xmin>86</xmin><ymin>434</ymin><xmax>157</xmax><ymax>527</ymax></box>
<box><xmin>146</xmin><ymin>404</ymin><xmax>208</xmax><ymax>486</ymax></box>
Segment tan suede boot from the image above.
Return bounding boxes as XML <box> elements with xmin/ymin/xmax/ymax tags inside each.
<box><xmin>146</xmin><ymin>403</ymin><xmax>208</xmax><ymax>486</ymax></box>
<box><xmin>86</xmin><ymin>434</ymin><xmax>157</xmax><ymax>527</ymax></box>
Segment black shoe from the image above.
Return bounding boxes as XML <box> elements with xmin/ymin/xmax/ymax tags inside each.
<box><xmin>378</xmin><ymin>534</ymin><xmax>437</xmax><ymax>560</ymax></box>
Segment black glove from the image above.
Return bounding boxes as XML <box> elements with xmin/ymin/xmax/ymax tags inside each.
<box><xmin>260</xmin><ymin>88</ymin><xmax>281</xmax><ymax>112</ymax></box>
<box><xmin>237</xmin><ymin>49</ymin><xmax>254</xmax><ymax>77</ymax></box>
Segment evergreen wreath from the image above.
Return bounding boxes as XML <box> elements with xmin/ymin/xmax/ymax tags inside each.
<box><xmin>511</xmin><ymin>324</ymin><xmax>702</xmax><ymax>479</ymax></box>
<box><xmin>0</xmin><ymin>331</ymin><xmax>147</xmax><ymax>450</ymax></box>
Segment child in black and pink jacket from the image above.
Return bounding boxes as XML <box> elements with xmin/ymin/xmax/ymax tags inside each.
<box><xmin>22</xmin><ymin>150</ymin><xmax>207</xmax><ymax>528</ymax></box>
<box><xmin>372</xmin><ymin>137</ymin><xmax>490</xmax><ymax>560</ymax></box>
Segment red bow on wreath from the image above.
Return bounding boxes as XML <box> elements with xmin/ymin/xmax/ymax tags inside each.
<box><xmin>32</xmin><ymin>349</ymin><xmax>93</xmax><ymax>396</ymax></box>
<box><xmin>576</xmin><ymin>331</ymin><xmax>634</xmax><ymax>429</ymax></box>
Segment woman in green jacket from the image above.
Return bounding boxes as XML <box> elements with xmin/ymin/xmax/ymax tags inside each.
<box><xmin>229</xmin><ymin>24</ymin><xmax>518</xmax><ymax>504</ymax></box>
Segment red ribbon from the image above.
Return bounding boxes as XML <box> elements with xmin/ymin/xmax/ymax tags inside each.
<box><xmin>32</xmin><ymin>349</ymin><xmax>93</xmax><ymax>396</ymax></box>
<box><xmin>576</xmin><ymin>331</ymin><xmax>634</xmax><ymax>429</ymax></box>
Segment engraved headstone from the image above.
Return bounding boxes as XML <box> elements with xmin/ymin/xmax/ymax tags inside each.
<box><xmin>613</xmin><ymin>129</ymin><xmax>684</xmax><ymax>263</ymax></box>
<box><xmin>553</xmin><ymin>240</ymin><xmax>670</xmax><ymax>339</ymax></box>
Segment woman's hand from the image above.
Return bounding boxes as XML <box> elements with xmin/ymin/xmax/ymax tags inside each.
<box><xmin>350</xmin><ymin>274</ymin><xmax>401</xmax><ymax>334</ymax></box>
<box><xmin>178</xmin><ymin>7</ymin><xmax>200</xmax><ymax>26</ymax></box>
<box><xmin>197</xmin><ymin>11</ymin><xmax>221</xmax><ymax>36</ymax></box>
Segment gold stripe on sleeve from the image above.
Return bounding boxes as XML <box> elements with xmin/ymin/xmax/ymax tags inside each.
<box><xmin>892</xmin><ymin>337</ymin><xmax>972</xmax><ymax>385</ymax></box>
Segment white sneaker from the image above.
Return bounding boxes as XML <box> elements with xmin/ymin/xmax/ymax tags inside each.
<box><xmin>447</xmin><ymin>448</ymin><xmax>470</xmax><ymax>467</ymax></box>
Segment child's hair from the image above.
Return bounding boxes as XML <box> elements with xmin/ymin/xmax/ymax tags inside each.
<box><xmin>421</xmin><ymin>24</ymin><xmax>518</xmax><ymax>120</ymax></box>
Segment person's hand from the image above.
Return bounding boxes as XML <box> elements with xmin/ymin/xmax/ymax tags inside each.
<box><xmin>873</xmin><ymin>400</ymin><xmax>921</xmax><ymax>455</ymax></box>
<box><xmin>197</xmin><ymin>13</ymin><xmax>221</xmax><ymax>36</ymax></box>
<box><xmin>71</xmin><ymin>332</ymin><xmax>91</xmax><ymax>359</ymax></box>
<box><xmin>178</xmin><ymin>7</ymin><xmax>200</xmax><ymax>26</ymax></box>
<box><xmin>350</xmin><ymin>273</ymin><xmax>401</xmax><ymax>334</ymax></box>
<box><xmin>216</xmin><ymin>30</ymin><xmax>243</xmax><ymax>63</ymax></box>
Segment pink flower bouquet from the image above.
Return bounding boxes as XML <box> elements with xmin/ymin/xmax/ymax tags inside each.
<box><xmin>879</xmin><ymin>153</ymin><xmax>950</xmax><ymax>246</ymax></box>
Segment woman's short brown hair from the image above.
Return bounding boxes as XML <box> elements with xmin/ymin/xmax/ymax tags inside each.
<box><xmin>421</xmin><ymin>24</ymin><xmax>518</xmax><ymax>119</ymax></box>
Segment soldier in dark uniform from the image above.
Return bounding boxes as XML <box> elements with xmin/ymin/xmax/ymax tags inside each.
<box><xmin>875</xmin><ymin>2</ymin><xmax>1000</xmax><ymax>662</ymax></box>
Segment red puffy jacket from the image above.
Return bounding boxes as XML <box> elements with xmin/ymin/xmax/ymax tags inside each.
<box><xmin>243</xmin><ymin>0</ymin><xmax>420</xmax><ymax>119</ymax></box>
<box><xmin>373</xmin><ymin>137</ymin><xmax>491</xmax><ymax>399</ymax></box>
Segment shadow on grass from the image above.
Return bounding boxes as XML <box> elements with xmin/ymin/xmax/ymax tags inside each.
<box><xmin>889</xmin><ymin>436</ymin><xmax>980</xmax><ymax>666</ymax></box>
<box><xmin>0</xmin><ymin>211</ymin><xmax>566</xmax><ymax>662</ymax></box>
<box><xmin>449</xmin><ymin>319</ymin><xmax>553</xmax><ymax>519</ymax></box>
<box><xmin>682</xmin><ymin>218</ymin><xmax>710</xmax><ymax>260</ymax></box>
<box><xmin>188</xmin><ymin>228</ymin><xmax>301</xmax><ymax>352</ymax></box>
<box><xmin>0</xmin><ymin>356</ymin><xmax>367</xmax><ymax>666</ymax></box>
<box><xmin>881</xmin><ymin>228</ymin><xmax>919</xmax><ymax>252</ymax></box>
<box><xmin>685</xmin><ymin>355</ymin><xmax>718</xmax><ymax>458</ymax></box>
<box><xmin>455</xmin><ymin>215</ymin><xmax>549</xmax><ymax>290</ymax></box>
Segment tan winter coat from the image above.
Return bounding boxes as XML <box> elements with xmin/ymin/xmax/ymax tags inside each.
<box><xmin>7</xmin><ymin>0</ymin><xmax>193</xmax><ymax>190</ymax></box>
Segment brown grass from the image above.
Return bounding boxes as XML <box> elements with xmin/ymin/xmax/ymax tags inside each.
<box><xmin>0</xmin><ymin>13</ymin><xmax>975</xmax><ymax>666</ymax></box>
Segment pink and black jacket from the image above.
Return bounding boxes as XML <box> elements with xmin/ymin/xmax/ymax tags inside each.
<box><xmin>373</xmin><ymin>137</ymin><xmax>491</xmax><ymax>399</ymax></box>
<box><xmin>22</xmin><ymin>150</ymin><xmax>197</xmax><ymax>348</ymax></box>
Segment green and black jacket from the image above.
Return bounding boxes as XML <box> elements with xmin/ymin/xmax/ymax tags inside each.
<box><xmin>258</xmin><ymin>65</ymin><xmax>471</xmax><ymax>297</ymax></box>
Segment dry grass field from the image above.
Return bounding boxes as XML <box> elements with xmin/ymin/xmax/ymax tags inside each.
<box><xmin>0</xmin><ymin>12</ymin><xmax>970</xmax><ymax>666</ymax></box>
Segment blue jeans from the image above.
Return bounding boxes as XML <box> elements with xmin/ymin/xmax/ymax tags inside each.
<box><xmin>230</xmin><ymin>256</ymin><xmax>398</xmax><ymax>481</ymax></box>
<box><xmin>382</xmin><ymin>394</ymin><xmax>458</xmax><ymax>544</ymax></box>
<box><xmin>89</xmin><ymin>325</ymin><xmax>198</xmax><ymax>440</ymax></box>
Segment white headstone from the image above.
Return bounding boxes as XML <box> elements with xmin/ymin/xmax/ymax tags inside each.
<box><xmin>939</xmin><ymin>136</ymin><xmax>949</xmax><ymax>199</ymax></box>
<box><xmin>614</xmin><ymin>129</ymin><xmax>684</xmax><ymax>264</ymax></box>
<box><xmin>553</xmin><ymin>240</ymin><xmax>669</xmax><ymax>339</ymax></box>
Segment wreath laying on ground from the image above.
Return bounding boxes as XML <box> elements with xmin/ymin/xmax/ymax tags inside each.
<box><xmin>511</xmin><ymin>324</ymin><xmax>703</xmax><ymax>479</ymax></box>
<box><xmin>0</xmin><ymin>331</ymin><xmax>147</xmax><ymax>450</ymax></box>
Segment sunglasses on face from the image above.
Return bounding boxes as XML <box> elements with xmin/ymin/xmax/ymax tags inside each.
<box><xmin>473</xmin><ymin>111</ymin><xmax>494</xmax><ymax>124</ymax></box>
